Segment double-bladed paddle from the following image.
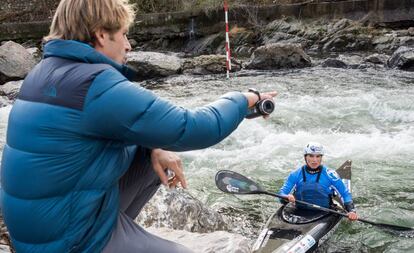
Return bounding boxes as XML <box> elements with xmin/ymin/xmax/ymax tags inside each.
<box><xmin>215</xmin><ymin>170</ymin><xmax>414</xmax><ymax>236</ymax></box>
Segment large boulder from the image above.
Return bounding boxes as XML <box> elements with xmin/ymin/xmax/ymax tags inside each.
<box><xmin>321</xmin><ymin>58</ymin><xmax>348</xmax><ymax>68</ymax></box>
<box><xmin>246</xmin><ymin>43</ymin><xmax>311</xmax><ymax>70</ymax></box>
<box><xmin>127</xmin><ymin>51</ymin><xmax>182</xmax><ymax>80</ymax></box>
<box><xmin>0</xmin><ymin>41</ymin><xmax>37</xmax><ymax>85</ymax></box>
<box><xmin>387</xmin><ymin>46</ymin><xmax>414</xmax><ymax>71</ymax></box>
<box><xmin>147</xmin><ymin>227</ymin><xmax>251</xmax><ymax>253</ymax></box>
<box><xmin>182</xmin><ymin>55</ymin><xmax>241</xmax><ymax>75</ymax></box>
<box><xmin>137</xmin><ymin>188</ymin><xmax>229</xmax><ymax>233</ymax></box>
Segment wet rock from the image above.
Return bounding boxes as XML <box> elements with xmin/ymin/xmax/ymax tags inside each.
<box><xmin>398</xmin><ymin>36</ymin><xmax>414</xmax><ymax>48</ymax></box>
<box><xmin>147</xmin><ymin>227</ymin><xmax>251</xmax><ymax>253</ymax></box>
<box><xmin>364</xmin><ymin>53</ymin><xmax>389</xmax><ymax>65</ymax></box>
<box><xmin>215</xmin><ymin>27</ymin><xmax>255</xmax><ymax>56</ymax></box>
<box><xmin>234</xmin><ymin>46</ymin><xmax>255</xmax><ymax>58</ymax></box>
<box><xmin>321</xmin><ymin>58</ymin><xmax>348</xmax><ymax>68</ymax></box>
<box><xmin>0</xmin><ymin>80</ymin><xmax>22</xmax><ymax>101</ymax></box>
<box><xmin>338</xmin><ymin>54</ymin><xmax>363</xmax><ymax>67</ymax></box>
<box><xmin>328</xmin><ymin>18</ymin><xmax>352</xmax><ymax>34</ymax></box>
<box><xmin>185</xmin><ymin>33</ymin><xmax>224</xmax><ymax>55</ymax></box>
<box><xmin>246</xmin><ymin>43</ymin><xmax>311</xmax><ymax>70</ymax></box>
<box><xmin>264</xmin><ymin>32</ymin><xmax>310</xmax><ymax>48</ymax></box>
<box><xmin>182</xmin><ymin>55</ymin><xmax>241</xmax><ymax>75</ymax></box>
<box><xmin>408</xmin><ymin>27</ymin><xmax>414</xmax><ymax>36</ymax></box>
<box><xmin>372</xmin><ymin>34</ymin><xmax>398</xmax><ymax>52</ymax></box>
<box><xmin>387</xmin><ymin>46</ymin><xmax>414</xmax><ymax>71</ymax></box>
<box><xmin>0</xmin><ymin>41</ymin><xmax>37</xmax><ymax>85</ymax></box>
<box><xmin>127</xmin><ymin>51</ymin><xmax>182</xmax><ymax>79</ymax></box>
<box><xmin>322</xmin><ymin>33</ymin><xmax>371</xmax><ymax>52</ymax></box>
<box><xmin>137</xmin><ymin>188</ymin><xmax>229</xmax><ymax>233</ymax></box>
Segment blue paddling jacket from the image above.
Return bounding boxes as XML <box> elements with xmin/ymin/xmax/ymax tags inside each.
<box><xmin>279</xmin><ymin>165</ymin><xmax>353</xmax><ymax>208</ymax></box>
<box><xmin>0</xmin><ymin>40</ymin><xmax>248</xmax><ymax>253</ymax></box>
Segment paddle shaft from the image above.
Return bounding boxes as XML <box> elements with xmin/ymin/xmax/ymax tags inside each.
<box><xmin>255</xmin><ymin>190</ymin><xmax>414</xmax><ymax>231</ymax></box>
<box><xmin>255</xmin><ymin>190</ymin><xmax>350</xmax><ymax>218</ymax></box>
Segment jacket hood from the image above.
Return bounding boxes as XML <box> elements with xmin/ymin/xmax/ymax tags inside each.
<box><xmin>43</xmin><ymin>39</ymin><xmax>137</xmax><ymax>80</ymax></box>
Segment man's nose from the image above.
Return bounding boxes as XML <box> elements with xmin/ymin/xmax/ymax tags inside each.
<box><xmin>125</xmin><ymin>39</ymin><xmax>132</xmax><ymax>52</ymax></box>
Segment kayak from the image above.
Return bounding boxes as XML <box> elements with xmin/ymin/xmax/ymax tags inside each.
<box><xmin>251</xmin><ymin>160</ymin><xmax>352</xmax><ymax>253</ymax></box>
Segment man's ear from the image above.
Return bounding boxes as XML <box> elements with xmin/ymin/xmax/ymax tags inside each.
<box><xmin>93</xmin><ymin>28</ymin><xmax>106</xmax><ymax>48</ymax></box>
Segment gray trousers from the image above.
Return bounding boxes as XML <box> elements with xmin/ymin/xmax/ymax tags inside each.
<box><xmin>102</xmin><ymin>147</ymin><xmax>193</xmax><ymax>253</ymax></box>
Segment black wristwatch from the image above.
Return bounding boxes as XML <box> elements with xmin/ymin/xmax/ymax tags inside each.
<box><xmin>248</xmin><ymin>88</ymin><xmax>261</xmax><ymax>101</ymax></box>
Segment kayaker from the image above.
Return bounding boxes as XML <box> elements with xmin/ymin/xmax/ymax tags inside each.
<box><xmin>0</xmin><ymin>0</ymin><xmax>277</xmax><ymax>252</ymax></box>
<box><xmin>279</xmin><ymin>142</ymin><xmax>358</xmax><ymax>221</ymax></box>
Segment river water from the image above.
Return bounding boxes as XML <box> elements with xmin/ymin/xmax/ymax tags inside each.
<box><xmin>1</xmin><ymin>66</ymin><xmax>413</xmax><ymax>252</ymax></box>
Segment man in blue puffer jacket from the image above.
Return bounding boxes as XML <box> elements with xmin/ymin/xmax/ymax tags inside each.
<box><xmin>0</xmin><ymin>0</ymin><xmax>277</xmax><ymax>252</ymax></box>
<box><xmin>279</xmin><ymin>142</ymin><xmax>358</xmax><ymax>221</ymax></box>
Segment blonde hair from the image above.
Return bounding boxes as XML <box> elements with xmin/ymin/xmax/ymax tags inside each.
<box><xmin>44</xmin><ymin>0</ymin><xmax>135</xmax><ymax>43</ymax></box>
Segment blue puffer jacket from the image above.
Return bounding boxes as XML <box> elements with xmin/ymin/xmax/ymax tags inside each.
<box><xmin>0</xmin><ymin>40</ymin><xmax>248</xmax><ymax>253</ymax></box>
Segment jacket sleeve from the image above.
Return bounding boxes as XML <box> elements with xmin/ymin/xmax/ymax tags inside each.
<box><xmin>327</xmin><ymin>168</ymin><xmax>353</xmax><ymax>204</ymax></box>
<box><xmin>278</xmin><ymin>171</ymin><xmax>298</xmax><ymax>203</ymax></box>
<box><xmin>279</xmin><ymin>170</ymin><xmax>298</xmax><ymax>195</ymax></box>
<box><xmin>81</xmin><ymin>69</ymin><xmax>248</xmax><ymax>151</ymax></box>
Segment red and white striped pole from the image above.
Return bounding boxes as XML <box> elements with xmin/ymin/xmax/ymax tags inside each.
<box><xmin>224</xmin><ymin>0</ymin><xmax>232</xmax><ymax>79</ymax></box>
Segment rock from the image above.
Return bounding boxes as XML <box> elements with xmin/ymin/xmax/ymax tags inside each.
<box><xmin>364</xmin><ymin>53</ymin><xmax>389</xmax><ymax>65</ymax></box>
<box><xmin>146</xmin><ymin>227</ymin><xmax>251</xmax><ymax>253</ymax></box>
<box><xmin>0</xmin><ymin>41</ymin><xmax>37</xmax><ymax>85</ymax></box>
<box><xmin>338</xmin><ymin>54</ymin><xmax>363</xmax><ymax>66</ymax></box>
<box><xmin>321</xmin><ymin>58</ymin><xmax>348</xmax><ymax>68</ymax></box>
<box><xmin>329</xmin><ymin>18</ymin><xmax>351</xmax><ymax>34</ymax></box>
<box><xmin>264</xmin><ymin>32</ymin><xmax>295</xmax><ymax>44</ymax></box>
<box><xmin>0</xmin><ymin>245</ymin><xmax>11</xmax><ymax>253</ymax></box>
<box><xmin>0</xmin><ymin>80</ymin><xmax>23</xmax><ymax>101</ymax></box>
<box><xmin>127</xmin><ymin>51</ymin><xmax>182</xmax><ymax>79</ymax></box>
<box><xmin>246</xmin><ymin>43</ymin><xmax>311</xmax><ymax>70</ymax></box>
<box><xmin>26</xmin><ymin>47</ymin><xmax>42</xmax><ymax>63</ymax></box>
<box><xmin>408</xmin><ymin>27</ymin><xmax>414</xmax><ymax>36</ymax></box>
<box><xmin>372</xmin><ymin>35</ymin><xmax>395</xmax><ymax>45</ymax></box>
<box><xmin>387</xmin><ymin>46</ymin><xmax>414</xmax><ymax>71</ymax></box>
<box><xmin>182</xmin><ymin>55</ymin><xmax>241</xmax><ymax>75</ymax></box>
<box><xmin>185</xmin><ymin>33</ymin><xmax>224</xmax><ymax>55</ymax></box>
<box><xmin>234</xmin><ymin>46</ymin><xmax>255</xmax><ymax>58</ymax></box>
<box><xmin>137</xmin><ymin>188</ymin><xmax>229</xmax><ymax>233</ymax></box>
<box><xmin>129</xmin><ymin>38</ymin><xmax>138</xmax><ymax>48</ymax></box>
<box><xmin>265</xmin><ymin>20</ymin><xmax>297</xmax><ymax>34</ymax></box>
<box><xmin>323</xmin><ymin>33</ymin><xmax>371</xmax><ymax>52</ymax></box>
<box><xmin>398</xmin><ymin>36</ymin><xmax>414</xmax><ymax>48</ymax></box>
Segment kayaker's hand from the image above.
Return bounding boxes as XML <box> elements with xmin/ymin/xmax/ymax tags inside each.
<box><xmin>286</xmin><ymin>194</ymin><xmax>296</xmax><ymax>203</ymax></box>
<box><xmin>151</xmin><ymin>149</ymin><xmax>187</xmax><ymax>189</ymax></box>
<box><xmin>347</xmin><ymin>212</ymin><xmax>358</xmax><ymax>221</ymax></box>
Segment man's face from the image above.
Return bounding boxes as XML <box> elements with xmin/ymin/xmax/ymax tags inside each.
<box><xmin>305</xmin><ymin>154</ymin><xmax>322</xmax><ymax>169</ymax></box>
<box><xmin>94</xmin><ymin>27</ymin><xmax>131</xmax><ymax>64</ymax></box>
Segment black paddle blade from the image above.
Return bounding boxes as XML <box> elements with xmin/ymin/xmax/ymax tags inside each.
<box><xmin>215</xmin><ymin>170</ymin><xmax>264</xmax><ymax>194</ymax></box>
<box><xmin>358</xmin><ymin>219</ymin><xmax>414</xmax><ymax>233</ymax></box>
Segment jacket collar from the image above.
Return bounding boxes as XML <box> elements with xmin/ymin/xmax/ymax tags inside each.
<box><xmin>43</xmin><ymin>39</ymin><xmax>137</xmax><ymax>80</ymax></box>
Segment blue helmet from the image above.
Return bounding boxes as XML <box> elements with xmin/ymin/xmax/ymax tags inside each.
<box><xmin>303</xmin><ymin>142</ymin><xmax>325</xmax><ymax>155</ymax></box>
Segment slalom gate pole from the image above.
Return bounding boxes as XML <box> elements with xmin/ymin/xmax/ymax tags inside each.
<box><xmin>224</xmin><ymin>0</ymin><xmax>232</xmax><ymax>79</ymax></box>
